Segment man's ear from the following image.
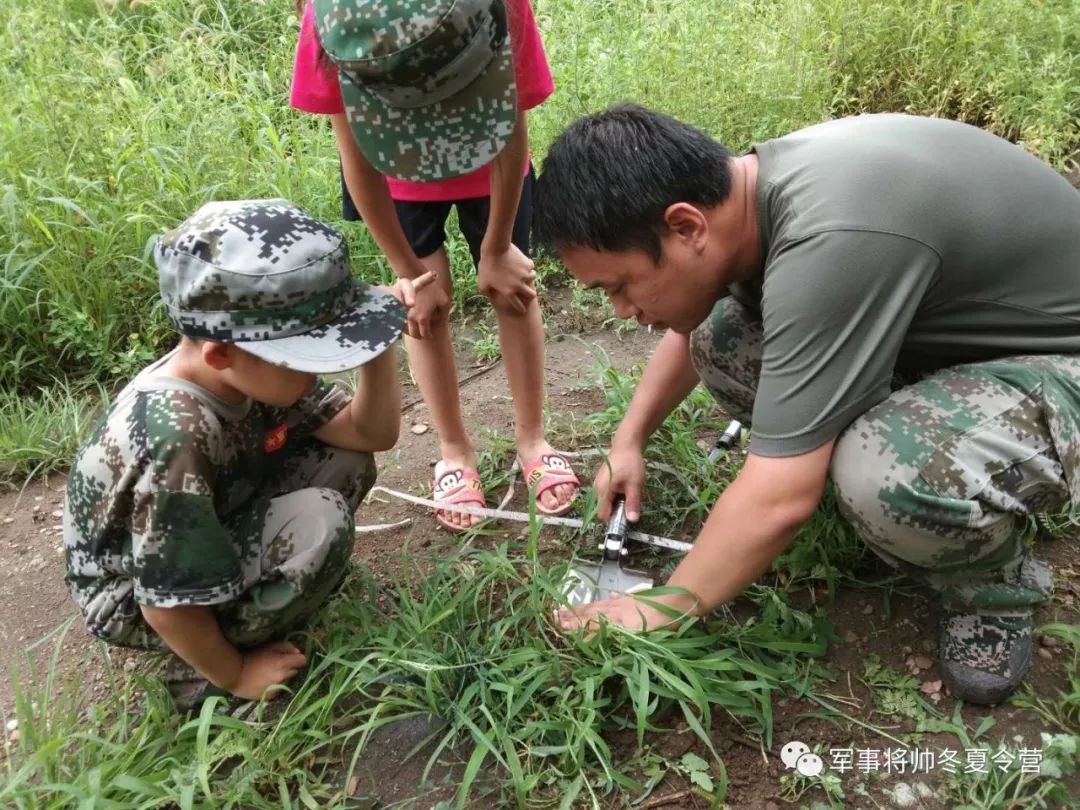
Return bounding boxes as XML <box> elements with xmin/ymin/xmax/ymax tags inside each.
<box><xmin>201</xmin><ymin>341</ymin><xmax>232</xmax><ymax>371</ymax></box>
<box><xmin>662</xmin><ymin>202</ymin><xmax>708</xmax><ymax>248</ymax></box>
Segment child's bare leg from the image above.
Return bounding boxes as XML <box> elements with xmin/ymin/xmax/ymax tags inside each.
<box><xmin>404</xmin><ymin>247</ymin><xmax>480</xmax><ymax>530</ymax></box>
<box><xmin>491</xmin><ymin>294</ymin><xmax>578</xmax><ymax>512</ymax></box>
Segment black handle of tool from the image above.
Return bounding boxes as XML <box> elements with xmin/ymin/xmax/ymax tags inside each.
<box><xmin>602</xmin><ymin>496</ymin><xmax>628</xmax><ymax>561</ymax></box>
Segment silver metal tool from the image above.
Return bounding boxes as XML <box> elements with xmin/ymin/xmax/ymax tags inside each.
<box><xmin>561</xmin><ymin>496</ymin><xmax>655</xmax><ymax>606</ymax></box>
<box><xmin>559</xmin><ymin>421</ymin><xmax>742</xmax><ymax>606</ymax></box>
<box><xmin>707</xmin><ymin>420</ymin><xmax>743</xmax><ymax>463</ymax></box>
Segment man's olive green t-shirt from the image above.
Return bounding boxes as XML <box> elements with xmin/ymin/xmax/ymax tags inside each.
<box><xmin>729</xmin><ymin>114</ymin><xmax>1080</xmax><ymax>457</ymax></box>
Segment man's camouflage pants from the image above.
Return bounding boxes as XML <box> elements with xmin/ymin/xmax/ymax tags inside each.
<box><xmin>689</xmin><ymin>298</ymin><xmax>1073</xmax><ymax>615</ymax></box>
<box><xmin>130</xmin><ymin>439</ymin><xmax>374</xmax><ymax>650</ymax></box>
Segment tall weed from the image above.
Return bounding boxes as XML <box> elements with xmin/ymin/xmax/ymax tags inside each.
<box><xmin>3</xmin><ymin>0</ymin><xmax>1079</xmax><ymax>469</ymax></box>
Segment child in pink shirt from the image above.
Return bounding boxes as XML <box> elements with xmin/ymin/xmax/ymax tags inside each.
<box><xmin>291</xmin><ymin>0</ymin><xmax>579</xmax><ymax>530</ymax></box>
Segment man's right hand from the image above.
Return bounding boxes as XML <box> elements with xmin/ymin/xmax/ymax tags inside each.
<box><xmin>227</xmin><ymin>641</ymin><xmax>308</xmax><ymax>701</ymax></box>
<box><xmin>406</xmin><ymin>280</ymin><xmax>450</xmax><ymax>340</ymax></box>
<box><xmin>594</xmin><ymin>441</ymin><xmax>646</xmax><ymax>522</ymax></box>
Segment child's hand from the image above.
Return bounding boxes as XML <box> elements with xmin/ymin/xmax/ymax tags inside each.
<box><xmin>382</xmin><ymin>271</ymin><xmax>443</xmax><ymax>339</ymax></box>
<box><xmin>228</xmin><ymin>641</ymin><xmax>307</xmax><ymax>701</ymax></box>
<box><xmin>384</xmin><ymin>269</ymin><xmax>437</xmax><ymax>306</ymax></box>
<box><xmin>477</xmin><ymin>244</ymin><xmax>537</xmax><ymax>315</ymax></box>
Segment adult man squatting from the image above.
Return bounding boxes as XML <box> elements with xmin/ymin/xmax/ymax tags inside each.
<box><xmin>534</xmin><ymin>105</ymin><xmax>1080</xmax><ymax>704</ymax></box>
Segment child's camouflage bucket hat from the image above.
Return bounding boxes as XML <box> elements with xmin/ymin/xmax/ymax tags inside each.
<box><xmin>313</xmin><ymin>0</ymin><xmax>518</xmax><ymax>182</ymax></box>
<box><xmin>155</xmin><ymin>199</ymin><xmax>404</xmax><ymax>373</ymax></box>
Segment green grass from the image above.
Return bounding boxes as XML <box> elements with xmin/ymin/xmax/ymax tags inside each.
<box><xmin>0</xmin><ymin>361</ymin><xmax>846</xmax><ymax>807</ymax></box>
<box><xmin>531</xmin><ymin>0</ymin><xmax>1080</xmax><ymax>165</ymax></box>
<box><xmin>939</xmin><ymin>732</ymin><xmax>1078</xmax><ymax>810</ymax></box>
<box><xmin>930</xmin><ymin>705</ymin><xmax>1079</xmax><ymax>810</ymax></box>
<box><xmin>3</xmin><ymin>0</ymin><xmax>1080</xmax><ymax>480</ymax></box>
<box><xmin>466</xmin><ymin>320</ymin><xmax>502</xmax><ymax>366</ymax></box>
<box><xmin>3</xmin><ymin>361</ymin><xmax>1078</xmax><ymax>807</ymax></box>
<box><xmin>563</xmin><ymin>351</ymin><xmax>866</xmax><ymax>593</ymax></box>
<box><xmin>1014</xmin><ymin>622</ymin><xmax>1080</xmax><ymax>737</ymax></box>
<box><xmin>0</xmin><ymin>380</ymin><xmax>107</xmax><ymax>482</ymax></box>
<box><xmin>1</xmin><ymin>536</ymin><xmax>829</xmax><ymax>807</ymax></box>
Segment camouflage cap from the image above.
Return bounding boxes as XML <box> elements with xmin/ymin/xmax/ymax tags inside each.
<box><xmin>155</xmin><ymin>199</ymin><xmax>404</xmax><ymax>373</ymax></box>
<box><xmin>313</xmin><ymin>0</ymin><xmax>518</xmax><ymax>182</ymax></box>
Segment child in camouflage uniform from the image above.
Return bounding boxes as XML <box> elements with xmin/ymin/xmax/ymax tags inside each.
<box><xmin>63</xmin><ymin>199</ymin><xmax>427</xmax><ymax>707</ymax></box>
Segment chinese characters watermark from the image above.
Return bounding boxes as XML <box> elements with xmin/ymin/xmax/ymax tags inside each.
<box><xmin>782</xmin><ymin>740</ymin><xmax>1044</xmax><ymax>777</ymax></box>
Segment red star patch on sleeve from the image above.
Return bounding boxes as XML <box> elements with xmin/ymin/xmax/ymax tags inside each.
<box><xmin>264</xmin><ymin>423</ymin><xmax>288</xmax><ymax>453</ymax></box>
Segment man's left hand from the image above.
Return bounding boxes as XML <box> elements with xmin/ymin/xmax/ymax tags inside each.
<box><xmin>555</xmin><ymin>592</ymin><xmax>697</xmax><ymax>633</ymax></box>
<box><xmin>477</xmin><ymin>243</ymin><xmax>538</xmax><ymax>315</ymax></box>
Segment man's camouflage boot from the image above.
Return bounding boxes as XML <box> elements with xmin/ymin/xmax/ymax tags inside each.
<box><xmin>938</xmin><ymin>611</ymin><xmax>1034</xmax><ymax>704</ymax></box>
<box><xmin>938</xmin><ymin>553</ymin><xmax>1053</xmax><ymax>705</ymax></box>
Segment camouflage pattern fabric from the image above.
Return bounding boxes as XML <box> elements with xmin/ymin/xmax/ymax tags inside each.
<box><xmin>156</xmin><ymin>199</ymin><xmax>405</xmax><ymax>373</ymax></box>
<box><xmin>64</xmin><ymin>363</ymin><xmax>372</xmax><ymax>649</ymax></box>
<box><xmin>690</xmin><ymin>296</ymin><xmax>1070</xmax><ymax>616</ymax></box>
<box><xmin>314</xmin><ymin>0</ymin><xmax>518</xmax><ymax>181</ymax></box>
<box><xmin>215</xmin><ymin>440</ymin><xmax>374</xmax><ymax>648</ymax></box>
<box><xmin>688</xmin><ymin>296</ymin><xmax>760</xmax><ymax>426</ymax></box>
<box><xmin>939</xmin><ymin>610</ymin><xmax>1032</xmax><ymax>684</ymax></box>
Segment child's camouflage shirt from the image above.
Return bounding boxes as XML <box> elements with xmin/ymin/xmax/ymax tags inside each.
<box><xmin>63</xmin><ymin>353</ymin><xmax>351</xmax><ymax>644</ymax></box>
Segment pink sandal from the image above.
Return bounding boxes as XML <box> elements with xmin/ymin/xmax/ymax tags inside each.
<box><xmin>433</xmin><ymin>463</ymin><xmax>487</xmax><ymax>532</ymax></box>
<box><xmin>520</xmin><ymin>453</ymin><xmax>580</xmax><ymax>517</ymax></box>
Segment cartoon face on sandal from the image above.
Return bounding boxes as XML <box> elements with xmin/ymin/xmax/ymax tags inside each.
<box><xmin>435</xmin><ymin>470</ymin><xmax>481</xmax><ymax>496</ymax></box>
<box><xmin>527</xmin><ymin>454</ymin><xmax>572</xmax><ymax>486</ymax></box>
<box><xmin>544</xmin><ymin>454</ymin><xmax>570</xmax><ymax>471</ymax></box>
<box><xmin>435</xmin><ymin>470</ymin><xmax>463</xmax><ymax>495</ymax></box>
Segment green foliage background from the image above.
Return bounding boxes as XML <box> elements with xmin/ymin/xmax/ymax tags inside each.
<box><xmin>1</xmin><ymin>0</ymin><xmax>1078</xmax><ymax>478</ymax></box>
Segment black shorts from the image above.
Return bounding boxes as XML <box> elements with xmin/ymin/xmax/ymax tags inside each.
<box><xmin>341</xmin><ymin>164</ymin><xmax>534</xmax><ymax>265</ymax></box>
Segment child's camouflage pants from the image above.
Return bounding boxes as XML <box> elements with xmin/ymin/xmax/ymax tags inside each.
<box><xmin>214</xmin><ymin>439</ymin><xmax>374</xmax><ymax>647</ymax></box>
<box><xmin>129</xmin><ymin>439</ymin><xmax>374</xmax><ymax>650</ymax></box>
<box><xmin>689</xmin><ymin>298</ymin><xmax>1072</xmax><ymax>616</ymax></box>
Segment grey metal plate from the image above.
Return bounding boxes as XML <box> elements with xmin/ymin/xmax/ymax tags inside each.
<box><xmin>560</xmin><ymin>560</ymin><xmax>654</xmax><ymax>607</ymax></box>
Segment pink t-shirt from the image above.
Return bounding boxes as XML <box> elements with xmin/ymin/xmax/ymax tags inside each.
<box><xmin>291</xmin><ymin>0</ymin><xmax>554</xmax><ymax>202</ymax></box>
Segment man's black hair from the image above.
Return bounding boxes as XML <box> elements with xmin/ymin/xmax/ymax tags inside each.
<box><xmin>533</xmin><ymin>104</ymin><xmax>733</xmax><ymax>261</ymax></box>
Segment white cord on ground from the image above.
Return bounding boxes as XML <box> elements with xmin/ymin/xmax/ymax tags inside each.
<box><xmin>354</xmin><ymin>518</ymin><xmax>412</xmax><ymax>535</ymax></box>
<box><xmin>350</xmin><ymin>438</ymin><xmax>735</xmax><ymax>554</ymax></box>
<box><xmin>361</xmin><ymin>485</ymin><xmax>693</xmax><ymax>553</ymax></box>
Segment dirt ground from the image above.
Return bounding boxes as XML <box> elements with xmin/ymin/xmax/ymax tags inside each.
<box><xmin>1</xmin><ymin>306</ymin><xmax>1078</xmax><ymax>808</ymax></box>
